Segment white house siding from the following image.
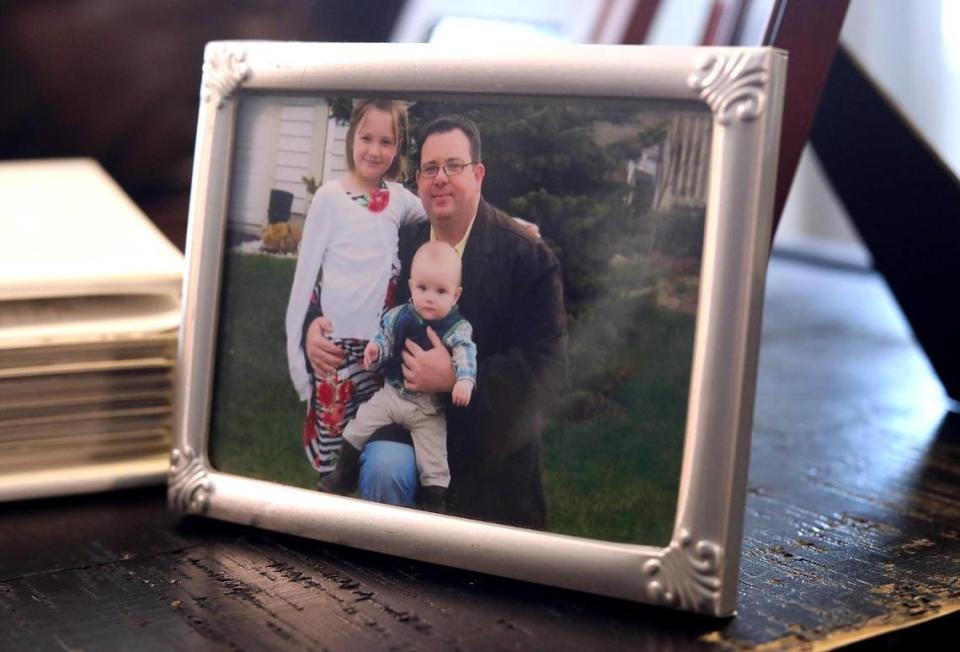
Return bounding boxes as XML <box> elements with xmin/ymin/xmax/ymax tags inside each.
<box><xmin>228</xmin><ymin>96</ymin><xmax>333</xmax><ymax>237</ymax></box>
<box><xmin>273</xmin><ymin>103</ymin><xmax>322</xmax><ymax>219</ymax></box>
<box><xmin>229</xmin><ymin>96</ymin><xmax>281</xmax><ymax>235</ymax></box>
<box><xmin>322</xmin><ymin>119</ymin><xmax>349</xmax><ymax>184</ymax></box>
<box><xmin>653</xmin><ymin>112</ymin><xmax>712</xmax><ymax>212</ymax></box>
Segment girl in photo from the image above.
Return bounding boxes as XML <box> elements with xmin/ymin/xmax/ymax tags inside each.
<box><xmin>285</xmin><ymin>99</ymin><xmax>427</xmax><ymax>482</ymax></box>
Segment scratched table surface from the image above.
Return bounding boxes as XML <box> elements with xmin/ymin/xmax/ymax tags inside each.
<box><xmin>2</xmin><ymin>252</ymin><xmax>959</xmax><ymax>651</ymax></box>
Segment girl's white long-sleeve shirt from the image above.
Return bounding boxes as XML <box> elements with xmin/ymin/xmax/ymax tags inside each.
<box><xmin>285</xmin><ymin>179</ymin><xmax>427</xmax><ymax>401</ymax></box>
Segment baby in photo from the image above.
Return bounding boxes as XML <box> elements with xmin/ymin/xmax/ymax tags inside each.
<box><xmin>320</xmin><ymin>241</ymin><xmax>477</xmax><ymax>510</ymax></box>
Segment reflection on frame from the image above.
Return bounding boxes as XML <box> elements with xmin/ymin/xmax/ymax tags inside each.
<box><xmin>209</xmin><ymin>94</ymin><xmax>711</xmax><ymax>546</ymax></box>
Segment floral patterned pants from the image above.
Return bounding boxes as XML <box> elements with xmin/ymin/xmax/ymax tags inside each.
<box><xmin>303</xmin><ymin>338</ymin><xmax>381</xmax><ymax>473</ymax></box>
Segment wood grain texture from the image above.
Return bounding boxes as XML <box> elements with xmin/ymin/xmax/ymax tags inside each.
<box><xmin>1</xmin><ymin>498</ymin><xmax>717</xmax><ymax>651</ymax></box>
<box><xmin>721</xmin><ymin>257</ymin><xmax>960</xmax><ymax>649</ymax></box>
<box><xmin>2</xmin><ymin>254</ymin><xmax>959</xmax><ymax>650</ymax></box>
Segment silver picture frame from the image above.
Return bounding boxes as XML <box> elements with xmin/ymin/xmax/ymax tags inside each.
<box><xmin>171</xmin><ymin>41</ymin><xmax>786</xmax><ymax>616</ymax></box>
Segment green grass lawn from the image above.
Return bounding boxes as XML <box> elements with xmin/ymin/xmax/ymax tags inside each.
<box><xmin>542</xmin><ymin>303</ymin><xmax>692</xmax><ymax>546</ymax></box>
<box><xmin>207</xmin><ymin>253</ymin><xmax>317</xmax><ymax>489</ymax></box>
<box><xmin>209</xmin><ymin>251</ymin><xmax>691</xmax><ymax>545</ymax></box>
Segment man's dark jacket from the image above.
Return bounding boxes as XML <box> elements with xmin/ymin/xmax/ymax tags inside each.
<box><xmin>376</xmin><ymin>198</ymin><xmax>567</xmax><ymax>529</ymax></box>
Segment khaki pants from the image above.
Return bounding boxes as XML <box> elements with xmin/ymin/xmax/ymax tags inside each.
<box><xmin>343</xmin><ymin>383</ymin><xmax>449</xmax><ymax>488</ymax></box>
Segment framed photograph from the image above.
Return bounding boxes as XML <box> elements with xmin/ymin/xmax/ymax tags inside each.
<box><xmin>171</xmin><ymin>41</ymin><xmax>786</xmax><ymax>616</ymax></box>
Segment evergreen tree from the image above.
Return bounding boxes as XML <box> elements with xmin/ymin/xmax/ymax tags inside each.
<box><xmin>406</xmin><ymin>101</ymin><xmax>669</xmax><ymax>319</ymax></box>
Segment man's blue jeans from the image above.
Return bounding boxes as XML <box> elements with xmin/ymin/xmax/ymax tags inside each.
<box><xmin>358</xmin><ymin>440</ymin><xmax>418</xmax><ymax>507</ymax></box>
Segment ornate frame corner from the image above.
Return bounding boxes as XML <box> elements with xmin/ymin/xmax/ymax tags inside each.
<box><xmin>201</xmin><ymin>45</ymin><xmax>250</xmax><ymax>109</ymax></box>
<box><xmin>689</xmin><ymin>51</ymin><xmax>770</xmax><ymax>127</ymax></box>
<box><xmin>168</xmin><ymin>447</ymin><xmax>211</xmax><ymax>514</ymax></box>
<box><xmin>644</xmin><ymin>530</ymin><xmax>724</xmax><ymax>613</ymax></box>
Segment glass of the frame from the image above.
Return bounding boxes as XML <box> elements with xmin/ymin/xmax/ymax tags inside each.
<box><xmin>207</xmin><ymin>92</ymin><xmax>712</xmax><ymax>547</ymax></box>
<box><xmin>171</xmin><ymin>41</ymin><xmax>788</xmax><ymax>617</ymax></box>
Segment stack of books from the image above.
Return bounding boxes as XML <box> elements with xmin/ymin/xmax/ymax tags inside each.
<box><xmin>0</xmin><ymin>159</ymin><xmax>183</xmax><ymax>500</ymax></box>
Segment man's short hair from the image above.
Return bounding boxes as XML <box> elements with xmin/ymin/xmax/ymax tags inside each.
<box><xmin>418</xmin><ymin>115</ymin><xmax>482</xmax><ymax>163</ymax></box>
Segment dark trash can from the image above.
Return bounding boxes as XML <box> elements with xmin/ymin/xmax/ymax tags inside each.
<box><xmin>267</xmin><ymin>189</ymin><xmax>294</xmax><ymax>223</ymax></box>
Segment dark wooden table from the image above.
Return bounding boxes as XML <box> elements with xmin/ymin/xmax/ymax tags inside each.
<box><xmin>3</xmin><ymin>251</ymin><xmax>959</xmax><ymax>651</ymax></box>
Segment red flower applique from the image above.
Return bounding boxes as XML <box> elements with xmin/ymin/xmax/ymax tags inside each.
<box><xmin>337</xmin><ymin>379</ymin><xmax>353</xmax><ymax>404</ymax></box>
<box><xmin>313</xmin><ymin>376</ymin><xmax>355</xmax><ymax>437</ymax></box>
<box><xmin>368</xmin><ymin>188</ymin><xmax>390</xmax><ymax>213</ymax></box>
<box><xmin>317</xmin><ymin>380</ymin><xmax>334</xmax><ymax>407</ymax></box>
<box><xmin>322</xmin><ymin>406</ymin><xmax>344</xmax><ymax>436</ymax></box>
<box><xmin>303</xmin><ymin>407</ymin><xmax>318</xmax><ymax>447</ymax></box>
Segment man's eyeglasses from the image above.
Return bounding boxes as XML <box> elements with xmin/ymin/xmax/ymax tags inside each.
<box><xmin>419</xmin><ymin>160</ymin><xmax>477</xmax><ymax>178</ymax></box>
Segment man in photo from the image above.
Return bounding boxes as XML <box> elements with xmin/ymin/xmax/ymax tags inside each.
<box><xmin>308</xmin><ymin>115</ymin><xmax>567</xmax><ymax>529</ymax></box>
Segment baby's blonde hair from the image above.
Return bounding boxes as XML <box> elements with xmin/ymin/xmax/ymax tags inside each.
<box><xmin>411</xmin><ymin>241</ymin><xmax>462</xmax><ymax>285</ymax></box>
